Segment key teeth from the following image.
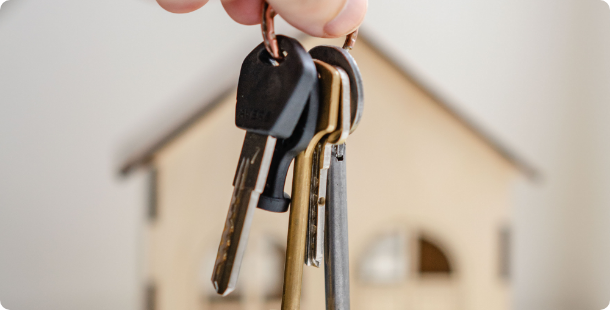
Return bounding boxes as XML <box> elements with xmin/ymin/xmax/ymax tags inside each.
<box><xmin>212</xmin><ymin>134</ymin><xmax>277</xmax><ymax>298</ymax></box>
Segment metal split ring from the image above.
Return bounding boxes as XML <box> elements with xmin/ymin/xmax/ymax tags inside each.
<box><xmin>261</xmin><ymin>2</ymin><xmax>282</xmax><ymax>60</ymax></box>
<box><xmin>342</xmin><ymin>29</ymin><xmax>358</xmax><ymax>50</ymax></box>
<box><xmin>261</xmin><ymin>1</ymin><xmax>360</xmax><ymax>60</ymax></box>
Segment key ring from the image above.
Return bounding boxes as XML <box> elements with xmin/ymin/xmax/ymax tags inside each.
<box><xmin>343</xmin><ymin>29</ymin><xmax>358</xmax><ymax>50</ymax></box>
<box><xmin>262</xmin><ymin>2</ymin><xmax>282</xmax><ymax>60</ymax></box>
<box><xmin>261</xmin><ymin>2</ymin><xmax>359</xmax><ymax>60</ymax></box>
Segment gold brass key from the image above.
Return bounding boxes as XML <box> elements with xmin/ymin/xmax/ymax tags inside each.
<box><xmin>306</xmin><ymin>65</ymin><xmax>352</xmax><ymax>268</ymax></box>
<box><xmin>282</xmin><ymin>60</ymin><xmax>341</xmax><ymax>310</ymax></box>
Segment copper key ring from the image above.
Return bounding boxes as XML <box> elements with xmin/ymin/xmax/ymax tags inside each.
<box><xmin>261</xmin><ymin>2</ymin><xmax>359</xmax><ymax>60</ymax></box>
<box><xmin>262</xmin><ymin>2</ymin><xmax>282</xmax><ymax>60</ymax></box>
<box><xmin>342</xmin><ymin>29</ymin><xmax>358</xmax><ymax>50</ymax></box>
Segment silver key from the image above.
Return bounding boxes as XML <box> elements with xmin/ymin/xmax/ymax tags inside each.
<box><xmin>325</xmin><ymin>144</ymin><xmax>351</xmax><ymax>310</ymax></box>
<box><xmin>212</xmin><ymin>132</ymin><xmax>276</xmax><ymax>296</ymax></box>
<box><xmin>211</xmin><ymin>32</ymin><xmax>318</xmax><ymax>296</ymax></box>
<box><xmin>313</xmin><ymin>37</ymin><xmax>363</xmax><ymax>310</ymax></box>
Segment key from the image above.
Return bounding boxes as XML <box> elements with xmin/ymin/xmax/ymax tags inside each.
<box><xmin>316</xmin><ymin>36</ymin><xmax>364</xmax><ymax>310</ymax></box>
<box><xmin>304</xmin><ymin>62</ymin><xmax>340</xmax><ymax>267</ymax></box>
<box><xmin>211</xmin><ymin>35</ymin><xmax>317</xmax><ymax>296</ymax></box>
<box><xmin>305</xmin><ymin>65</ymin><xmax>351</xmax><ymax>267</ymax></box>
<box><xmin>256</xmin><ymin>81</ymin><xmax>320</xmax><ymax>213</ymax></box>
<box><xmin>309</xmin><ymin>46</ymin><xmax>364</xmax><ymax>133</ymax></box>
<box><xmin>325</xmin><ymin>144</ymin><xmax>350</xmax><ymax>310</ymax></box>
<box><xmin>281</xmin><ymin>60</ymin><xmax>342</xmax><ymax>310</ymax></box>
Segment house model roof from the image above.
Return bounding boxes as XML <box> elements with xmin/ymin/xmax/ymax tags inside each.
<box><xmin>119</xmin><ymin>32</ymin><xmax>538</xmax><ymax>179</ymax></box>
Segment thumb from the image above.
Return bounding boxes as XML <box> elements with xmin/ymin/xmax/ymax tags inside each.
<box><xmin>222</xmin><ymin>0</ymin><xmax>367</xmax><ymax>38</ymax></box>
<box><xmin>156</xmin><ymin>0</ymin><xmax>209</xmax><ymax>13</ymax></box>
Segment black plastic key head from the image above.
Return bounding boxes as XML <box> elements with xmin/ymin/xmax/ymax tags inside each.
<box><xmin>257</xmin><ymin>81</ymin><xmax>319</xmax><ymax>212</ymax></box>
<box><xmin>236</xmin><ymin>35</ymin><xmax>317</xmax><ymax>139</ymax></box>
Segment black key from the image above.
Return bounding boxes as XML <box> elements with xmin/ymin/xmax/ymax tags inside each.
<box><xmin>257</xmin><ymin>82</ymin><xmax>319</xmax><ymax>213</ymax></box>
<box><xmin>212</xmin><ymin>35</ymin><xmax>316</xmax><ymax>296</ymax></box>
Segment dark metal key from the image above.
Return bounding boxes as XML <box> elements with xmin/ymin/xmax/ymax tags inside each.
<box><xmin>325</xmin><ymin>144</ymin><xmax>350</xmax><ymax>310</ymax></box>
<box><xmin>212</xmin><ymin>35</ymin><xmax>316</xmax><ymax>296</ymax></box>
<box><xmin>313</xmin><ymin>39</ymin><xmax>364</xmax><ymax>310</ymax></box>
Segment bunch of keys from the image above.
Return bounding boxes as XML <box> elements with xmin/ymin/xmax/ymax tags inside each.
<box><xmin>211</xmin><ymin>3</ymin><xmax>364</xmax><ymax>310</ymax></box>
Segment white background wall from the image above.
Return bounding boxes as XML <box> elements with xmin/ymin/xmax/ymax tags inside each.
<box><xmin>0</xmin><ymin>0</ymin><xmax>609</xmax><ymax>309</ymax></box>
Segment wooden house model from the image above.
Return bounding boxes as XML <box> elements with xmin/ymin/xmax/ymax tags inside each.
<box><xmin>121</xmin><ymin>35</ymin><xmax>535</xmax><ymax>310</ymax></box>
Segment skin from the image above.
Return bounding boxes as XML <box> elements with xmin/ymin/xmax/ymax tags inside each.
<box><xmin>156</xmin><ymin>0</ymin><xmax>367</xmax><ymax>38</ymax></box>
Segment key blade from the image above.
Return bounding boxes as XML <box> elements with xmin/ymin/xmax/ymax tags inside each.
<box><xmin>213</xmin><ymin>157</ymin><xmax>250</xmax><ymax>295</ymax></box>
<box><xmin>305</xmin><ymin>141</ymin><xmax>332</xmax><ymax>267</ymax></box>
<box><xmin>315</xmin><ymin>144</ymin><xmax>332</xmax><ymax>263</ymax></box>
<box><xmin>325</xmin><ymin>143</ymin><xmax>351</xmax><ymax>310</ymax></box>
<box><xmin>305</xmin><ymin>143</ymin><xmax>323</xmax><ymax>267</ymax></box>
<box><xmin>212</xmin><ymin>132</ymin><xmax>276</xmax><ymax>295</ymax></box>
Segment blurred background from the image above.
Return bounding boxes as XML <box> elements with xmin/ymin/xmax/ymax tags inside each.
<box><xmin>1</xmin><ymin>0</ymin><xmax>610</xmax><ymax>309</ymax></box>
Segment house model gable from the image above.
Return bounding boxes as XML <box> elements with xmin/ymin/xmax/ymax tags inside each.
<box><xmin>121</xmin><ymin>33</ymin><xmax>536</xmax><ymax>310</ymax></box>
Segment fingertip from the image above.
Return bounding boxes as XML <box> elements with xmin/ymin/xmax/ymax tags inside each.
<box><xmin>266</xmin><ymin>0</ymin><xmax>367</xmax><ymax>38</ymax></box>
<box><xmin>324</xmin><ymin>0</ymin><xmax>367</xmax><ymax>37</ymax></box>
<box><xmin>222</xmin><ymin>0</ymin><xmax>263</xmax><ymax>25</ymax></box>
<box><xmin>156</xmin><ymin>0</ymin><xmax>208</xmax><ymax>13</ymax></box>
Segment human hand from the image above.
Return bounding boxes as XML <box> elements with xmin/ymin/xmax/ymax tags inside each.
<box><xmin>156</xmin><ymin>0</ymin><xmax>367</xmax><ymax>38</ymax></box>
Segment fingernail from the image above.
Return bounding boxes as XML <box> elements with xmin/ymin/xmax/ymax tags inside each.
<box><xmin>323</xmin><ymin>0</ymin><xmax>366</xmax><ymax>37</ymax></box>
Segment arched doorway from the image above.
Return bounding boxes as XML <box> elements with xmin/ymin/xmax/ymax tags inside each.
<box><xmin>356</xmin><ymin>229</ymin><xmax>459</xmax><ymax>310</ymax></box>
